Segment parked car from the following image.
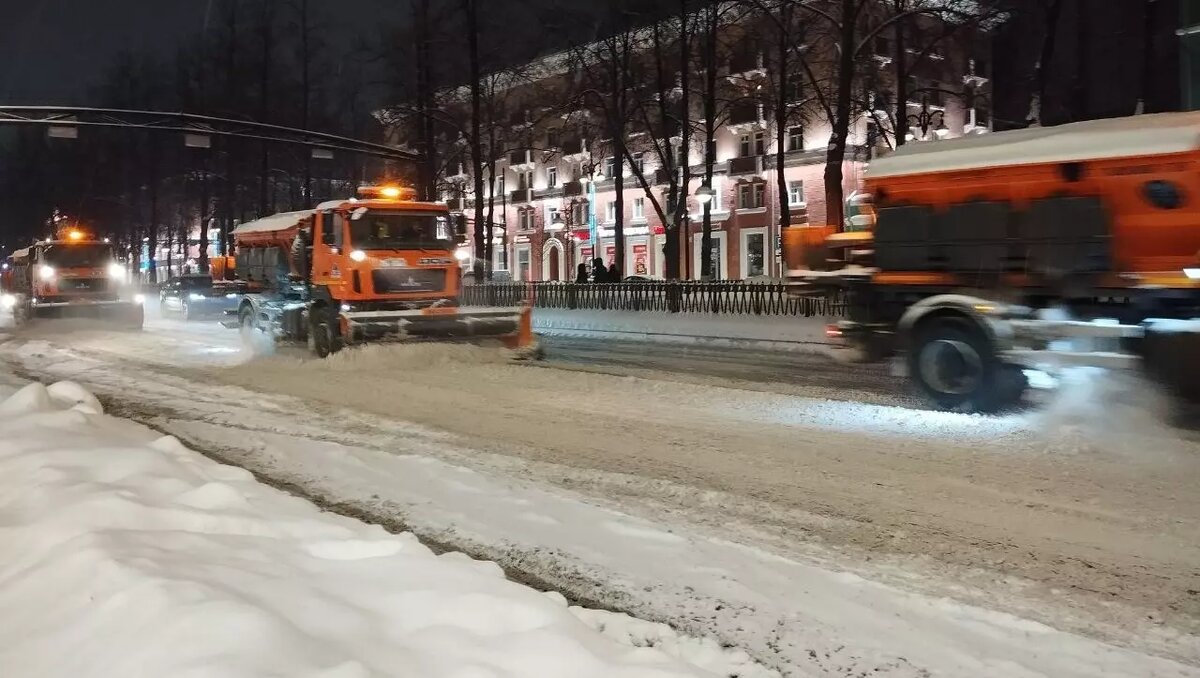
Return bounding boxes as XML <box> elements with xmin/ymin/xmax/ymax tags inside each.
<box><xmin>159</xmin><ymin>275</ymin><xmax>245</xmax><ymax>320</ymax></box>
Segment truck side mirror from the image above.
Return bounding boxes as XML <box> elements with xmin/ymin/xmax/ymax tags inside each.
<box><xmin>455</xmin><ymin>215</ymin><xmax>468</xmax><ymax>237</ymax></box>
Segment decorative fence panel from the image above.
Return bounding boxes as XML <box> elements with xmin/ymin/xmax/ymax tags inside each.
<box><xmin>462</xmin><ymin>282</ymin><xmax>846</xmax><ymax>318</ymax></box>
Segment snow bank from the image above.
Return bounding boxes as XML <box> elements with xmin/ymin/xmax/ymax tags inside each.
<box><xmin>0</xmin><ymin>380</ymin><xmax>737</xmax><ymax>678</ymax></box>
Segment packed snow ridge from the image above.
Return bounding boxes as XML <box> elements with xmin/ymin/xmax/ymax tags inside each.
<box><xmin>0</xmin><ymin>379</ymin><xmax>769</xmax><ymax>678</ymax></box>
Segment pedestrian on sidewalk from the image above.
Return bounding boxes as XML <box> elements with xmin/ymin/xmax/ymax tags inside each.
<box><xmin>592</xmin><ymin>258</ymin><xmax>607</xmax><ymax>284</ymax></box>
<box><xmin>608</xmin><ymin>263</ymin><xmax>620</xmax><ymax>283</ymax></box>
<box><xmin>575</xmin><ymin>263</ymin><xmax>589</xmax><ymax>284</ymax></box>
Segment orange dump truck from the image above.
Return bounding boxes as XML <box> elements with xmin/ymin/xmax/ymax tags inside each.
<box><xmin>2</xmin><ymin>226</ymin><xmax>143</xmax><ymax>329</ymax></box>
<box><xmin>788</xmin><ymin>112</ymin><xmax>1200</xmax><ymax>413</ymax></box>
<box><xmin>228</xmin><ymin>184</ymin><xmax>536</xmax><ymax>358</ymax></box>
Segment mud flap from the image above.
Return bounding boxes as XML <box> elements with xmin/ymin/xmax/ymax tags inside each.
<box><xmin>1142</xmin><ymin>324</ymin><xmax>1200</xmax><ymax>404</ymax></box>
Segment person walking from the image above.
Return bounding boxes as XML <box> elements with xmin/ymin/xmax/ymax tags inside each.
<box><xmin>575</xmin><ymin>263</ymin><xmax>589</xmax><ymax>284</ymax></box>
<box><xmin>608</xmin><ymin>262</ymin><xmax>620</xmax><ymax>283</ymax></box>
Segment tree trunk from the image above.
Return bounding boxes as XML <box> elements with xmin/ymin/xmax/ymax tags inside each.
<box><xmin>824</xmin><ymin>0</ymin><xmax>857</xmax><ymax>231</ymax></box>
<box><xmin>148</xmin><ymin>139</ymin><xmax>159</xmax><ymax>282</ymax></box>
<box><xmin>700</xmin><ymin>2</ymin><xmax>717</xmax><ymax>280</ymax></box>
<box><xmin>668</xmin><ymin>0</ymin><xmax>691</xmax><ymax>280</ymax></box>
<box><xmin>414</xmin><ymin>0</ymin><xmax>437</xmax><ymax>202</ymax></box>
<box><xmin>198</xmin><ymin>163</ymin><xmax>210</xmax><ymax>274</ymax></box>
<box><xmin>1029</xmin><ymin>0</ymin><xmax>1064</xmax><ymax>126</ymax></box>
<box><xmin>258</xmin><ymin>0</ymin><xmax>274</xmax><ymax>217</ymax></box>
<box><xmin>893</xmin><ymin>0</ymin><xmax>908</xmax><ymax>146</ymax></box>
<box><xmin>300</xmin><ymin>0</ymin><xmax>312</xmax><ymax>206</ymax></box>
<box><xmin>608</xmin><ymin>32</ymin><xmax>627</xmax><ymax>279</ymax></box>
<box><xmin>485</xmin><ymin>102</ymin><xmax>499</xmax><ymax>280</ymax></box>
<box><xmin>465</xmin><ymin>0</ymin><xmax>486</xmax><ymax>281</ymax></box>
<box><xmin>773</xmin><ymin>3</ymin><xmax>792</xmax><ymax>276</ymax></box>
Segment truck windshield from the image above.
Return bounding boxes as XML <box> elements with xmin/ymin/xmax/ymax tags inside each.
<box><xmin>42</xmin><ymin>244</ymin><xmax>115</xmax><ymax>268</ymax></box>
<box><xmin>349</xmin><ymin>211</ymin><xmax>453</xmax><ymax>250</ymax></box>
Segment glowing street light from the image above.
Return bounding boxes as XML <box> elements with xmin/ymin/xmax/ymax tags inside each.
<box><xmin>695</xmin><ymin>183</ymin><xmax>716</xmax><ymax>205</ymax></box>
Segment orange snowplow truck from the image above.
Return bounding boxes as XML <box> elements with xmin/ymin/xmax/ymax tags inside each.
<box><xmin>228</xmin><ymin>184</ymin><xmax>536</xmax><ymax>358</ymax></box>
<box><xmin>1</xmin><ymin>226</ymin><xmax>143</xmax><ymax>329</ymax></box>
<box><xmin>787</xmin><ymin>112</ymin><xmax>1200</xmax><ymax>414</ymax></box>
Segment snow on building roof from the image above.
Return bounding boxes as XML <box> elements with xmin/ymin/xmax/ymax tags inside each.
<box><xmin>232</xmin><ymin>209</ymin><xmax>315</xmax><ymax>235</ymax></box>
<box><xmin>868</xmin><ymin>112</ymin><xmax>1200</xmax><ymax>179</ymax></box>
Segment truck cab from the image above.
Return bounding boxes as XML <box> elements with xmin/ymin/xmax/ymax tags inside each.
<box><xmin>308</xmin><ymin>185</ymin><xmax>463</xmax><ymax>309</ymax></box>
<box><xmin>232</xmin><ymin>184</ymin><xmax>533</xmax><ymax>358</ymax></box>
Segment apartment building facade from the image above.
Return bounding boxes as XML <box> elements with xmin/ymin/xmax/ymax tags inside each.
<box><xmin>417</xmin><ymin>7</ymin><xmax>991</xmax><ymax>281</ymax></box>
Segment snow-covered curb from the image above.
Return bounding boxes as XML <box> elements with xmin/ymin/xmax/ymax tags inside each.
<box><xmin>530</xmin><ymin>309</ymin><xmax>837</xmax><ymax>354</ymax></box>
<box><xmin>0</xmin><ymin>379</ymin><xmax>769</xmax><ymax>678</ymax></box>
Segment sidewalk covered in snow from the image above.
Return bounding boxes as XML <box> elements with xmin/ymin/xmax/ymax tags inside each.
<box><xmin>0</xmin><ymin>378</ymin><xmax>762</xmax><ymax>678</ymax></box>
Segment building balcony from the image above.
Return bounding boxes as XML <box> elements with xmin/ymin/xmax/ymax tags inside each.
<box><xmin>508</xmin><ymin>150</ymin><xmax>537</xmax><ymax>171</ymax></box>
<box><xmin>726</xmin><ymin>52</ymin><xmax>766</xmax><ymax>80</ymax></box>
<box><xmin>561</xmin><ymin>138</ymin><xmax>589</xmax><ymax>161</ymax></box>
<box><xmin>534</xmin><ymin>186</ymin><xmax>564</xmax><ymax>200</ymax></box>
<box><xmin>727</xmin><ymin>104</ymin><xmax>767</xmax><ymax>133</ymax></box>
<box><xmin>510</xmin><ymin>188</ymin><xmax>532</xmax><ymax>203</ymax></box>
<box><xmin>729</xmin><ymin>155</ymin><xmax>763</xmax><ymax>175</ymax></box>
<box><xmin>563</xmin><ymin>181</ymin><xmax>584</xmax><ymax>197</ymax></box>
<box><xmin>446</xmin><ymin>198</ymin><xmax>466</xmax><ymax>212</ymax></box>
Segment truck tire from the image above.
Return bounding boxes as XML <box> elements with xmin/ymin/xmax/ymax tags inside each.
<box><xmin>908</xmin><ymin>314</ymin><xmax>1021</xmax><ymax>413</ymax></box>
<box><xmin>239</xmin><ymin>306</ymin><xmax>260</xmax><ymax>349</ymax></box>
<box><xmin>309</xmin><ymin>312</ymin><xmax>342</xmax><ymax>359</ymax></box>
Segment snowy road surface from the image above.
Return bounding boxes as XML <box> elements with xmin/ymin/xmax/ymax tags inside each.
<box><xmin>2</xmin><ymin>312</ymin><xmax>1199</xmax><ymax>677</ymax></box>
<box><xmin>0</xmin><ymin>378</ymin><xmax>759</xmax><ymax>678</ymax></box>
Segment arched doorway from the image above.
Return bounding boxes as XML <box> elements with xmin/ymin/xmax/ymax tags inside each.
<box><xmin>541</xmin><ymin>239</ymin><xmax>564</xmax><ymax>282</ymax></box>
<box><xmin>548</xmin><ymin>247</ymin><xmax>560</xmax><ymax>281</ymax></box>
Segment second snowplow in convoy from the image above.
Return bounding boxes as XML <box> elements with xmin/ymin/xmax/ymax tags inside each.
<box><xmin>226</xmin><ymin>184</ymin><xmax>537</xmax><ymax>358</ymax></box>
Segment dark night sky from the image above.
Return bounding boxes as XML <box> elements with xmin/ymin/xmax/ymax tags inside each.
<box><xmin>0</xmin><ymin>0</ymin><xmax>394</xmax><ymax>105</ymax></box>
<box><xmin>0</xmin><ymin>0</ymin><xmax>208</xmax><ymax>103</ymax></box>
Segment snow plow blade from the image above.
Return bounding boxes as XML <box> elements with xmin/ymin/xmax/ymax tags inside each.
<box><xmin>340</xmin><ymin>305</ymin><xmax>539</xmax><ymax>356</ymax></box>
<box><xmin>23</xmin><ymin>300</ymin><xmax>144</xmax><ymax>329</ymax></box>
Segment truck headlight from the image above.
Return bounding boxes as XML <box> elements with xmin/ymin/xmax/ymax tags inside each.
<box><xmin>188</xmin><ymin>293</ymin><xmax>205</xmax><ymax>301</ymax></box>
<box><xmin>133</xmin><ymin>294</ymin><xmax>145</xmax><ymax>304</ymax></box>
<box><xmin>0</xmin><ymin>294</ymin><xmax>15</xmax><ymax>309</ymax></box>
<box><xmin>38</xmin><ymin>265</ymin><xmax>55</xmax><ymax>281</ymax></box>
<box><xmin>107</xmin><ymin>262</ymin><xmax>125</xmax><ymax>278</ymax></box>
<box><xmin>349</xmin><ymin>249</ymin><xmax>367</xmax><ymax>262</ymax></box>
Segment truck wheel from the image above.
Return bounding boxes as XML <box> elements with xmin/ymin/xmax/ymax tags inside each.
<box><xmin>239</xmin><ymin>307</ymin><xmax>259</xmax><ymax>347</ymax></box>
<box><xmin>310</xmin><ymin>314</ymin><xmax>342</xmax><ymax>359</ymax></box>
<box><xmin>908</xmin><ymin>315</ymin><xmax>1008</xmax><ymax>413</ymax></box>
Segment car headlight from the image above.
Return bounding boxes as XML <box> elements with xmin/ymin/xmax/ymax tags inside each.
<box><xmin>349</xmin><ymin>250</ymin><xmax>368</xmax><ymax>262</ymax></box>
<box><xmin>107</xmin><ymin>262</ymin><xmax>125</xmax><ymax>279</ymax></box>
<box><xmin>188</xmin><ymin>293</ymin><xmax>205</xmax><ymax>301</ymax></box>
<box><xmin>38</xmin><ymin>265</ymin><xmax>55</xmax><ymax>281</ymax></box>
